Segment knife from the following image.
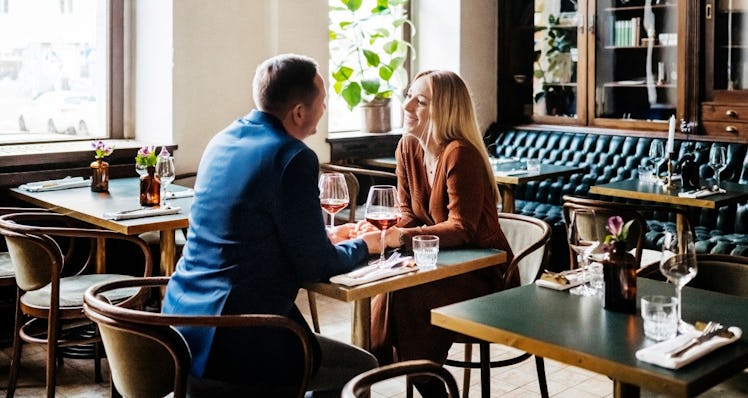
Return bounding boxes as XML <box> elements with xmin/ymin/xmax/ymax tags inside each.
<box><xmin>668</xmin><ymin>327</ymin><xmax>734</xmax><ymax>358</ymax></box>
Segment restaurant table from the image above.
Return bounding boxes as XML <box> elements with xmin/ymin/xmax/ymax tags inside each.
<box><xmin>356</xmin><ymin>157</ymin><xmax>585</xmax><ymax>213</ymax></box>
<box><xmin>8</xmin><ymin>178</ymin><xmax>193</xmax><ymax>276</ymax></box>
<box><xmin>589</xmin><ymin>180</ymin><xmax>748</xmax><ymax>210</ymax></box>
<box><xmin>304</xmin><ymin>248</ymin><xmax>506</xmax><ymax>350</ymax></box>
<box><xmin>431</xmin><ymin>278</ymin><xmax>748</xmax><ymax>398</ymax></box>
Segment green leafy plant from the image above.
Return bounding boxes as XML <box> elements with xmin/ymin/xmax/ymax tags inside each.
<box><xmin>533</xmin><ymin>14</ymin><xmax>573</xmax><ymax>104</ymax></box>
<box><xmin>329</xmin><ymin>0</ymin><xmax>415</xmax><ymax>110</ymax></box>
<box><xmin>135</xmin><ymin>146</ymin><xmax>158</xmax><ymax>167</ymax></box>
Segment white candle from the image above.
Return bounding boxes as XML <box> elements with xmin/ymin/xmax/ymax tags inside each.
<box><xmin>666</xmin><ymin>115</ymin><xmax>675</xmax><ymax>153</ymax></box>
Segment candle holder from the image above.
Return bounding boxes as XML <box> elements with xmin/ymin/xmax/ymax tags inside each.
<box><xmin>663</xmin><ymin>152</ymin><xmax>676</xmax><ymax>190</ymax></box>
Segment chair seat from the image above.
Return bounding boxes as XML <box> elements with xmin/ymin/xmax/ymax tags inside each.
<box><xmin>21</xmin><ymin>274</ymin><xmax>138</xmax><ymax>309</ymax></box>
<box><xmin>0</xmin><ymin>252</ymin><xmax>13</xmax><ymax>278</ymax></box>
<box><xmin>139</xmin><ymin>229</ymin><xmax>187</xmax><ymax>246</ymax></box>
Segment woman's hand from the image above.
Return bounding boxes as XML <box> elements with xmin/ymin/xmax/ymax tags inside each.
<box><xmin>348</xmin><ymin>220</ymin><xmax>380</xmax><ymax>238</ymax></box>
<box><xmin>328</xmin><ymin>223</ymin><xmax>357</xmax><ymax>244</ymax></box>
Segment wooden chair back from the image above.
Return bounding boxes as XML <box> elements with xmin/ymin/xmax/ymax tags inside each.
<box><xmin>342</xmin><ymin>360</ymin><xmax>460</xmax><ymax>398</ymax></box>
<box><xmin>498</xmin><ymin>213</ymin><xmax>552</xmax><ymax>286</ymax></box>
<box><xmin>692</xmin><ymin>254</ymin><xmax>748</xmax><ymax>297</ymax></box>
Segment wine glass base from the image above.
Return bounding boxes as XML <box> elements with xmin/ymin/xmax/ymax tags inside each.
<box><xmin>570</xmin><ymin>284</ymin><xmax>598</xmax><ymax>296</ymax></box>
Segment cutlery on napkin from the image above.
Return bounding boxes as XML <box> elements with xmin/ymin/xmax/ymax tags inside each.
<box><xmin>678</xmin><ymin>187</ymin><xmax>726</xmax><ymax>198</ymax></box>
<box><xmin>103</xmin><ymin>206</ymin><xmax>182</xmax><ymax>221</ymax></box>
<box><xmin>635</xmin><ymin>324</ymin><xmax>742</xmax><ymax>369</ymax></box>
<box><xmin>535</xmin><ymin>268</ymin><xmax>585</xmax><ymax>290</ymax></box>
<box><xmin>330</xmin><ymin>255</ymin><xmax>415</xmax><ymax>287</ymax></box>
<box><xmin>19</xmin><ymin>177</ymin><xmax>91</xmax><ymax>192</ymax></box>
<box><xmin>164</xmin><ymin>189</ymin><xmax>195</xmax><ymax>200</ymax></box>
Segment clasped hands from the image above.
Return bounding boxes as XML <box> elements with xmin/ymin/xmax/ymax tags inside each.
<box><xmin>327</xmin><ymin>220</ymin><xmax>402</xmax><ymax>254</ymax></box>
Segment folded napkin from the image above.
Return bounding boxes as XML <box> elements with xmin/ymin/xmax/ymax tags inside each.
<box><xmin>330</xmin><ymin>256</ymin><xmax>415</xmax><ymax>287</ymax></box>
<box><xmin>164</xmin><ymin>189</ymin><xmax>195</xmax><ymax>200</ymax></box>
<box><xmin>535</xmin><ymin>268</ymin><xmax>586</xmax><ymax>290</ymax></box>
<box><xmin>678</xmin><ymin>188</ymin><xmax>726</xmax><ymax>199</ymax></box>
<box><xmin>635</xmin><ymin>326</ymin><xmax>742</xmax><ymax>369</ymax></box>
<box><xmin>495</xmin><ymin>169</ymin><xmax>527</xmax><ymax>177</ymax></box>
<box><xmin>103</xmin><ymin>206</ymin><xmax>181</xmax><ymax>221</ymax></box>
<box><xmin>19</xmin><ymin>177</ymin><xmax>91</xmax><ymax>192</ymax></box>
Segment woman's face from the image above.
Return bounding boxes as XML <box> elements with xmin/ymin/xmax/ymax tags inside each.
<box><xmin>402</xmin><ymin>76</ymin><xmax>431</xmax><ymax>140</ymax></box>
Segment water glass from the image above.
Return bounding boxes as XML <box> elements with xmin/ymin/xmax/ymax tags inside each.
<box><xmin>640</xmin><ymin>295</ymin><xmax>678</xmax><ymax>341</ymax></box>
<box><xmin>588</xmin><ymin>262</ymin><xmax>604</xmax><ymax>292</ymax></box>
<box><xmin>413</xmin><ymin>235</ymin><xmax>439</xmax><ymax>269</ymax></box>
<box><xmin>526</xmin><ymin>158</ymin><xmax>541</xmax><ymax>174</ymax></box>
<box><xmin>638</xmin><ymin>165</ymin><xmax>654</xmax><ymax>183</ymax></box>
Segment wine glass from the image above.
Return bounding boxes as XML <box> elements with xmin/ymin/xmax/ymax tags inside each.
<box><xmin>567</xmin><ymin>208</ymin><xmax>600</xmax><ymax>296</ymax></box>
<box><xmin>660</xmin><ymin>230</ymin><xmax>698</xmax><ymax>332</ymax></box>
<box><xmin>649</xmin><ymin>140</ymin><xmax>665</xmax><ymax>181</ymax></box>
<box><xmin>155</xmin><ymin>156</ymin><xmax>175</xmax><ymax>207</ymax></box>
<box><xmin>708</xmin><ymin>145</ymin><xmax>727</xmax><ymax>190</ymax></box>
<box><xmin>318</xmin><ymin>172</ymin><xmax>350</xmax><ymax>231</ymax></box>
<box><xmin>364</xmin><ymin>185</ymin><xmax>399</xmax><ymax>266</ymax></box>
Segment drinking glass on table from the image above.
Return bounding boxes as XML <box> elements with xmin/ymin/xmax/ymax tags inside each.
<box><xmin>364</xmin><ymin>185</ymin><xmax>399</xmax><ymax>267</ymax></box>
<box><xmin>708</xmin><ymin>145</ymin><xmax>727</xmax><ymax>189</ymax></box>
<box><xmin>155</xmin><ymin>156</ymin><xmax>176</xmax><ymax>207</ymax></box>
<box><xmin>567</xmin><ymin>208</ymin><xmax>600</xmax><ymax>296</ymax></box>
<box><xmin>318</xmin><ymin>172</ymin><xmax>349</xmax><ymax>231</ymax></box>
<box><xmin>649</xmin><ymin>140</ymin><xmax>665</xmax><ymax>181</ymax></box>
<box><xmin>660</xmin><ymin>230</ymin><xmax>698</xmax><ymax>332</ymax></box>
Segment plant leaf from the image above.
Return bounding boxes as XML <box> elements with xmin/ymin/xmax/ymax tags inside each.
<box><xmin>383</xmin><ymin>40</ymin><xmax>398</xmax><ymax>54</ymax></box>
<box><xmin>343</xmin><ymin>0</ymin><xmax>362</xmax><ymax>12</ymax></box>
<box><xmin>361</xmin><ymin>78</ymin><xmax>381</xmax><ymax>95</ymax></box>
<box><xmin>379</xmin><ymin>64</ymin><xmax>393</xmax><ymax>81</ymax></box>
<box><xmin>332</xmin><ymin>66</ymin><xmax>354</xmax><ymax>82</ymax></box>
<box><xmin>363</xmin><ymin>49</ymin><xmax>380</xmax><ymax>66</ymax></box>
<box><xmin>341</xmin><ymin>83</ymin><xmax>362</xmax><ymax>110</ymax></box>
<box><xmin>388</xmin><ymin>56</ymin><xmax>404</xmax><ymax>70</ymax></box>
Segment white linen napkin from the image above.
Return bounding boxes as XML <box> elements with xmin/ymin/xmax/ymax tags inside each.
<box><xmin>535</xmin><ymin>268</ymin><xmax>586</xmax><ymax>290</ymax></box>
<box><xmin>330</xmin><ymin>256</ymin><xmax>415</xmax><ymax>287</ymax></box>
<box><xmin>635</xmin><ymin>326</ymin><xmax>742</xmax><ymax>369</ymax></box>
<box><xmin>678</xmin><ymin>188</ymin><xmax>726</xmax><ymax>199</ymax></box>
<box><xmin>19</xmin><ymin>177</ymin><xmax>91</xmax><ymax>192</ymax></box>
<box><xmin>164</xmin><ymin>189</ymin><xmax>195</xmax><ymax>200</ymax></box>
<box><xmin>103</xmin><ymin>206</ymin><xmax>182</xmax><ymax>221</ymax></box>
<box><xmin>495</xmin><ymin>169</ymin><xmax>527</xmax><ymax>177</ymax></box>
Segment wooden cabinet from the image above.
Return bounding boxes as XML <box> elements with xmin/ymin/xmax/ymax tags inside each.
<box><xmin>500</xmin><ymin>0</ymin><xmax>696</xmax><ymax>133</ymax></box>
<box><xmin>701</xmin><ymin>0</ymin><xmax>748</xmax><ymax>140</ymax></box>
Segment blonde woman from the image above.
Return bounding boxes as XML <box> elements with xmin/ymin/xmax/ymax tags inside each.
<box><xmin>375</xmin><ymin>70</ymin><xmax>515</xmax><ymax>397</ymax></box>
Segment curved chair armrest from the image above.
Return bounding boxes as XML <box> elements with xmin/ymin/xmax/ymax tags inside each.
<box><xmin>342</xmin><ymin>359</ymin><xmax>460</xmax><ymax>398</ymax></box>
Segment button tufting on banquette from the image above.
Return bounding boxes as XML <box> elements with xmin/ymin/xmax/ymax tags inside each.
<box><xmin>487</xmin><ymin>128</ymin><xmax>748</xmax><ymax>269</ymax></box>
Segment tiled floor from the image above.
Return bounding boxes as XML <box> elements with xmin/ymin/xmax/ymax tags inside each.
<box><xmin>0</xmin><ymin>290</ymin><xmax>745</xmax><ymax>397</ymax></box>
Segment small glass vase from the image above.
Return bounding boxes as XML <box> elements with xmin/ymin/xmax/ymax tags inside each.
<box><xmin>602</xmin><ymin>241</ymin><xmax>637</xmax><ymax>314</ymax></box>
<box><xmin>90</xmin><ymin>158</ymin><xmax>109</xmax><ymax>192</ymax></box>
<box><xmin>139</xmin><ymin>166</ymin><xmax>161</xmax><ymax>206</ymax></box>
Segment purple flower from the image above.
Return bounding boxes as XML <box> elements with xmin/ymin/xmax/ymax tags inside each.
<box><xmin>607</xmin><ymin>216</ymin><xmax>624</xmax><ymax>237</ymax></box>
<box><xmin>159</xmin><ymin>146</ymin><xmax>170</xmax><ymax>158</ymax></box>
<box><xmin>604</xmin><ymin>215</ymin><xmax>633</xmax><ymax>245</ymax></box>
<box><xmin>135</xmin><ymin>145</ymin><xmax>158</xmax><ymax>167</ymax></box>
<box><xmin>91</xmin><ymin>140</ymin><xmax>114</xmax><ymax>159</ymax></box>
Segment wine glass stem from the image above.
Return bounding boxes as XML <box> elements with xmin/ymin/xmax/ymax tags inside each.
<box><xmin>379</xmin><ymin>229</ymin><xmax>386</xmax><ymax>263</ymax></box>
<box><xmin>330</xmin><ymin>213</ymin><xmax>335</xmax><ymax>230</ymax></box>
<box><xmin>675</xmin><ymin>285</ymin><xmax>683</xmax><ymax>326</ymax></box>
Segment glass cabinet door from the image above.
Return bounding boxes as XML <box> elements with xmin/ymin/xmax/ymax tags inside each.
<box><xmin>709</xmin><ymin>0</ymin><xmax>747</xmax><ymax>95</ymax></box>
<box><xmin>532</xmin><ymin>0</ymin><xmax>585</xmax><ymax>124</ymax></box>
<box><xmin>591</xmin><ymin>0</ymin><xmax>679</xmax><ymax>129</ymax></box>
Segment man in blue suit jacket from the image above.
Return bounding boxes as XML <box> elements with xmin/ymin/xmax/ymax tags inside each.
<box><xmin>163</xmin><ymin>54</ymin><xmax>389</xmax><ymax>396</ymax></box>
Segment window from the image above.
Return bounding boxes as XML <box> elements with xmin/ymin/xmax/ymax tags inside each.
<box><xmin>328</xmin><ymin>0</ymin><xmax>411</xmax><ymax>133</ymax></box>
<box><xmin>0</xmin><ymin>0</ymin><xmax>122</xmax><ymax>144</ymax></box>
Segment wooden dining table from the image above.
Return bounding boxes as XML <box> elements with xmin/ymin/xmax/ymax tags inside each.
<box><xmin>589</xmin><ymin>180</ymin><xmax>748</xmax><ymax>210</ymax></box>
<box><xmin>304</xmin><ymin>248</ymin><xmax>507</xmax><ymax>350</ymax></box>
<box><xmin>356</xmin><ymin>157</ymin><xmax>585</xmax><ymax>213</ymax></box>
<box><xmin>8</xmin><ymin>177</ymin><xmax>193</xmax><ymax>276</ymax></box>
<box><xmin>432</xmin><ymin>278</ymin><xmax>748</xmax><ymax>398</ymax></box>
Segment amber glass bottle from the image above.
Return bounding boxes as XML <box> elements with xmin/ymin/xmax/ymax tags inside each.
<box><xmin>602</xmin><ymin>241</ymin><xmax>637</xmax><ymax>314</ymax></box>
<box><xmin>140</xmin><ymin>166</ymin><xmax>161</xmax><ymax>206</ymax></box>
<box><xmin>90</xmin><ymin>158</ymin><xmax>109</xmax><ymax>192</ymax></box>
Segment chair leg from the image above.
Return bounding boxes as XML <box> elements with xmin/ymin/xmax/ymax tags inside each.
<box><xmin>7</xmin><ymin>291</ymin><xmax>24</xmax><ymax>398</ymax></box>
<box><xmin>535</xmin><ymin>356</ymin><xmax>549</xmax><ymax>398</ymax></box>
<box><xmin>479</xmin><ymin>343</ymin><xmax>490</xmax><ymax>398</ymax></box>
<box><xmin>46</xmin><ymin>314</ymin><xmax>59</xmax><ymax>398</ymax></box>
<box><xmin>94</xmin><ymin>340</ymin><xmax>103</xmax><ymax>383</ymax></box>
<box><xmin>462</xmin><ymin>343</ymin><xmax>472</xmax><ymax>398</ymax></box>
<box><xmin>307</xmin><ymin>289</ymin><xmax>321</xmax><ymax>333</ymax></box>
<box><xmin>405</xmin><ymin>376</ymin><xmax>413</xmax><ymax>398</ymax></box>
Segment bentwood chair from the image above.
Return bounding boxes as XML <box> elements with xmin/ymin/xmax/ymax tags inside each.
<box><xmin>342</xmin><ymin>360</ymin><xmax>460</xmax><ymax>398</ymax></box>
<box><xmin>561</xmin><ymin>195</ymin><xmax>695</xmax><ymax>277</ymax></box>
<box><xmin>83</xmin><ymin>276</ymin><xmax>314</xmax><ymax>398</ymax></box>
<box><xmin>0</xmin><ymin>212</ymin><xmax>153</xmax><ymax>398</ymax></box>
<box><xmin>691</xmin><ymin>254</ymin><xmax>748</xmax><ymax>297</ymax></box>
<box><xmin>444</xmin><ymin>213</ymin><xmax>552</xmax><ymax>398</ymax></box>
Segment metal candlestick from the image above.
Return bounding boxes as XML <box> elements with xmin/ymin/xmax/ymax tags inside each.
<box><xmin>663</xmin><ymin>152</ymin><xmax>676</xmax><ymax>190</ymax></box>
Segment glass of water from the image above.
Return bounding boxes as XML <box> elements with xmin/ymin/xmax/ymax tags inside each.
<box><xmin>413</xmin><ymin>235</ymin><xmax>439</xmax><ymax>269</ymax></box>
<box><xmin>640</xmin><ymin>295</ymin><xmax>678</xmax><ymax>341</ymax></box>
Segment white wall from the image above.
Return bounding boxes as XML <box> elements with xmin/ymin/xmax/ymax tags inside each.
<box><xmin>133</xmin><ymin>0</ymin><xmax>494</xmax><ymax>173</ymax></box>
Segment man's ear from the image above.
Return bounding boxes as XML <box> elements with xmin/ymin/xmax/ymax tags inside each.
<box><xmin>290</xmin><ymin>103</ymin><xmax>305</xmax><ymax>125</ymax></box>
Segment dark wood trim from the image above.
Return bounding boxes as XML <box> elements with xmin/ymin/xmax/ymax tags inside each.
<box><xmin>109</xmin><ymin>0</ymin><xmax>125</xmax><ymax>139</ymax></box>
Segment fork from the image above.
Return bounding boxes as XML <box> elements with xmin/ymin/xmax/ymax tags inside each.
<box><xmin>664</xmin><ymin>321</ymin><xmax>720</xmax><ymax>356</ymax></box>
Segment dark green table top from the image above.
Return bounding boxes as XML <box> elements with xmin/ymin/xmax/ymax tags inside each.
<box><xmin>432</xmin><ymin>278</ymin><xmax>748</xmax><ymax>397</ymax></box>
<box><xmin>590</xmin><ymin>179</ymin><xmax>748</xmax><ymax>209</ymax></box>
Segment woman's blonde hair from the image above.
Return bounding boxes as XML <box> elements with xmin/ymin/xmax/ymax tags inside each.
<box><xmin>412</xmin><ymin>70</ymin><xmax>499</xmax><ymax>203</ymax></box>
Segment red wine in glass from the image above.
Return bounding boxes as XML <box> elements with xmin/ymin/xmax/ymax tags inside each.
<box><xmin>364</xmin><ymin>185</ymin><xmax>399</xmax><ymax>266</ymax></box>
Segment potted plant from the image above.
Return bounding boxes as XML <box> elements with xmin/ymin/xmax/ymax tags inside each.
<box><xmin>533</xmin><ymin>14</ymin><xmax>574</xmax><ymax>116</ymax></box>
<box><xmin>329</xmin><ymin>0</ymin><xmax>415</xmax><ymax>133</ymax></box>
